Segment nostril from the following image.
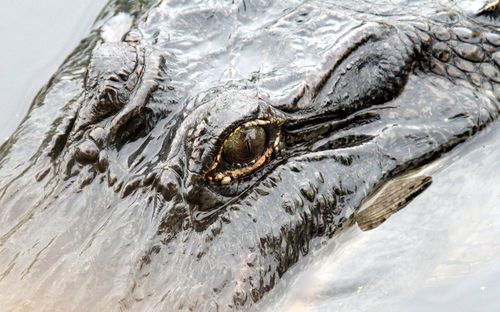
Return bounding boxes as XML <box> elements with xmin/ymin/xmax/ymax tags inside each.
<box><xmin>157</xmin><ymin>168</ymin><xmax>181</xmax><ymax>201</ymax></box>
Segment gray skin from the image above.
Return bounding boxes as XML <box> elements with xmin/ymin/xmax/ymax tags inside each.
<box><xmin>0</xmin><ymin>0</ymin><xmax>499</xmax><ymax>311</ymax></box>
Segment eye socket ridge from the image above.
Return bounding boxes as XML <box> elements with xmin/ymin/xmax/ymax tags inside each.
<box><xmin>206</xmin><ymin>118</ymin><xmax>282</xmax><ymax>185</ymax></box>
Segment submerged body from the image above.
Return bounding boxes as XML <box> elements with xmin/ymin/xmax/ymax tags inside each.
<box><xmin>0</xmin><ymin>0</ymin><xmax>499</xmax><ymax>311</ymax></box>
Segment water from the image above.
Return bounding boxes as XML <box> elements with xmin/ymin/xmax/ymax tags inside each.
<box><xmin>0</xmin><ymin>0</ymin><xmax>107</xmax><ymax>142</ymax></box>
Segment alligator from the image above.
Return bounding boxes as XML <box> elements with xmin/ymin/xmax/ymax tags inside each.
<box><xmin>0</xmin><ymin>0</ymin><xmax>499</xmax><ymax>311</ymax></box>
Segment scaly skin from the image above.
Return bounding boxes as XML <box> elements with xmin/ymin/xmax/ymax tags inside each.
<box><xmin>0</xmin><ymin>0</ymin><xmax>499</xmax><ymax>311</ymax></box>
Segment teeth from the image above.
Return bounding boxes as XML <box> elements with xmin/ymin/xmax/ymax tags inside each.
<box><xmin>221</xmin><ymin>176</ymin><xmax>232</xmax><ymax>185</ymax></box>
<box><xmin>255</xmin><ymin>119</ymin><xmax>269</xmax><ymax>126</ymax></box>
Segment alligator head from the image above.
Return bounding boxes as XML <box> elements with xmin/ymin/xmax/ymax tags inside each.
<box><xmin>0</xmin><ymin>0</ymin><xmax>499</xmax><ymax>311</ymax></box>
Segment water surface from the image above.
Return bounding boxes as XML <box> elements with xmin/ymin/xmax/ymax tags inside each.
<box><xmin>0</xmin><ymin>0</ymin><xmax>107</xmax><ymax>141</ymax></box>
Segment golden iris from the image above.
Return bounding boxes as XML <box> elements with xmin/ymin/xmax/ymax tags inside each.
<box><xmin>222</xmin><ymin>126</ymin><xmax>266</xmax><ymax>165</ymax></box>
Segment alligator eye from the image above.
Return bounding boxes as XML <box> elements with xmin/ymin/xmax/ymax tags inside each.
<box><xmin>206</xmin><ymin>119</ymin><xmax>282</xmax><ymax>185</ymax></box>
<box><xmin>222</xmin><ymin>126</ymin><xmax>266</xmax><ymax>165</ymax></box>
